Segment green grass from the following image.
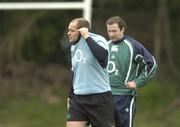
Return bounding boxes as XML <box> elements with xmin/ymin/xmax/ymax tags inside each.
<box><xmin>0</xmin><ymin>90</ymin><xmax>67</xmax><ymax>127</ymax></box>
<box><xmin>0</xmin><ymin>81</ymin><xmax>179</xmax><ymax>127</ymax></box>
<box><xmin>134</xmin><ymin>81</ymin><xmax>180</xmax><ymax>127</ymax></box>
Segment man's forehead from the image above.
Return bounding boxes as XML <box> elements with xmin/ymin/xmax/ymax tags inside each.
<box><xmin>69</xmin><ymin>21</ymin><xmax>78</xmax><ymax>28</ymax></box>
<box><xmin>107</xmin><ymin>23</ymin><xmax>118</xmax><ymax>26</ymax></box>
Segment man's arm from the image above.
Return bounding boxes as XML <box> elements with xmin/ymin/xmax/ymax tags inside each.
<box><xmin>86</xmin><ymin>37</ymin><xmax>108</xmax><ymax>68</ymax></box>
<box><xmin>68</xmin><ymin>71</ymin><xmax>74</xmax><ymax>98</ymax></box>
<box><xmin>132</xmin><ymin>43</ymin><xmax>157</xmax><ymax>88</ymax></box>
<box><xmin>126</xmin><ymin>37</ymin><xmax>157</xmax><ymax>89</ymax></box>
<box><xmin>78</xmin><ymin>27</ymin><xmax>108</xmax><ymax>68</ymax></box>
<box><xmin>67</xmin><ymin>71</ymin><xmax>74</xmax><ymax>109</ymax></box>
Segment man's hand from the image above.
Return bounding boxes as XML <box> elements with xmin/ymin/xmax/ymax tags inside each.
<box><xmin>78</xmin><ymin>27</ymin><xmax>89</xmax><ymax>39</ymax></box>
<box><xmin>126</xmin><ymin>81</ymin><xmax>136</xmax><ymax>89</ymax></box>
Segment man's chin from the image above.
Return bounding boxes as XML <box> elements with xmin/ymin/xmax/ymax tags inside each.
<box><xmin>69</xmin><ymin>40</ymin><xmax>76</xmax><ymax>45</ymax></box>
<box><xmin>111</xmin><ymin>39</ymin><xmax>117</xmax><ymax>42</ymax></box>
<box><xmin>68</xmin><ymin>39</ymin><xmax>73</xmax><ymax>43</ymax></box>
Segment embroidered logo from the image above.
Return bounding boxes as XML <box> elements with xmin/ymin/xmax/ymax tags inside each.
<box><xmin>111</xmin><ymin>45</ymin><xmax>118</xmax><ymax>52</ymax></box>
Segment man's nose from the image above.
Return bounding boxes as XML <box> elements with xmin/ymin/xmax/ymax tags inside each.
<box><xmin>109</xmin><ymin>32</ymin><xmax>114</xmax><ymax>37</ymax></box>
<box><xmin>67</xmin><ymin>31</ymin><xmax>70</xmax><ymax>35</ymax></box>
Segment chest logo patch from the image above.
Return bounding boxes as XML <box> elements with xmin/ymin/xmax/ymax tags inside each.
<box><xmin>111</xmin><ymin>45</ymin><xmax>118</xmax><ymax>52</ymax></box>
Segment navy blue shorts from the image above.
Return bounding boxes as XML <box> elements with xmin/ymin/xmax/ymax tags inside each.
<box><xmin>113</xmin><ymin>95</ymin><xmax>136</xmax><ymax>127</ymax></box>
<box><xmin>67</xmin><ymin>91</ymin><xmax>114</xmax><ymax>127</ymax></box>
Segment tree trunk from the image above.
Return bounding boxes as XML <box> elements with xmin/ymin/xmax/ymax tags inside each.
<box><xmin>154</xmin><ymin>0</ymin><xmax>180</xmax><ymax>80</ymax></box>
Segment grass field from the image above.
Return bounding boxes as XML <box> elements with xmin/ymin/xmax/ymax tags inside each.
<box><xmin>135</xmin><ymin>81</ymin><xmax>180</xmax><ymax>127</ymax></box>
<box><xmin>0</xmin><ymin>88</ymin><xmax>67</xmax><ymax>127</ymax></box>
<box><xmin>0</xmin><ymin>97</ymin><xmax>66</xmax><ymax>127</ymax></box>
<box><xmin>0</xmin><ymin>81</ymin><xmax>179</xmax><ymax>127</ymax></box>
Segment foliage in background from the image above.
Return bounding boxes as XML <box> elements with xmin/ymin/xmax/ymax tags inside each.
<box><xmin>22</xmin><ymin>11</ymin><xmax>68</xmax><ymax>64</ymax></box>
<box><xmin>0</xmin><ymin>0</ymin><xmax>179</xmax><ymax>68</ymax></box>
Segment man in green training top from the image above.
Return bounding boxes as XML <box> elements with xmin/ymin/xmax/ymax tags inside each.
<box><xmin>106</xmin><ymin>16</ymin><xmax>157</xmax><ymax>127</ymax></box>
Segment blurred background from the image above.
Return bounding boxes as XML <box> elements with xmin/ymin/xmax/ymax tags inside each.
<box><xmin>0</xmin><ymin>0</ymin><xmax>180</xmax><ymax>127</ymax></box>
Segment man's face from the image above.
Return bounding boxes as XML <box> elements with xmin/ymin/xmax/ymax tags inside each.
<box><xmin>67</xmin><ymin>21</ymin><xmax>80</xmax><ymax>44</ymax></box>
<box><xmin>106</xmin><ymin>23</ymin><xmax>124</xmax><ymax>42</ymax></box>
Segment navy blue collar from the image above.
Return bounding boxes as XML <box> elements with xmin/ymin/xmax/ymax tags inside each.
<box><xmin>112</xmin><ymin>36</ymin><xmax>125</xmax><ymax>44</ymax></box>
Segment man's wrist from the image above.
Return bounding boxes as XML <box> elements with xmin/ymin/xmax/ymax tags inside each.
<box><xmin>84</xmin><ymin>34</ymin><xmax>89</xmax><ymax>39</ymax></box>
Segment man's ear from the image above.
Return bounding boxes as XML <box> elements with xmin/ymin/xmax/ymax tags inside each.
<box><xmin>78</xmin><ymin>29</ymin><xmax>82</xmax><ymax>36</ymax></box>
<box><xmin>77</xmin><ymin>32</ymin><xmax>81</xmax><ymax>40</ymax></box>
<box><xmin>120</xmin><ymin>27</ymin><xmax>124</xmax><ymax>32</ymax></box>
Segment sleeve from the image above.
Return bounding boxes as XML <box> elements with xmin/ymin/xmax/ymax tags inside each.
<box><xmin>68</xmin><ymin>48</ymin><xmax>74</xmax><ymax>98</ymax></box>
<box><xmin>85</xmin><ymin>37</ymin><xmax>108</xmax><ymax>68</ymax></box>
<box><xmin>133</xmin><ymin>43</ymin><xmax>158</xmax><ymax>87</ymax></box>
<box><xmin>68</xmin><ymin>71</ymin><xmax>74</xmax><ymax>98</ymax></box>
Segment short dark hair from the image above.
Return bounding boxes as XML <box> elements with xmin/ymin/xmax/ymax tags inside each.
<box><xmin>106</xmin><ymin>16</ymin><xmax>126</xmax><ymax>30</ymax></box>
<box><xmin>71</xmin><ymin>18</ymin><xmax>91</xmax><ymax>31</ymax></box>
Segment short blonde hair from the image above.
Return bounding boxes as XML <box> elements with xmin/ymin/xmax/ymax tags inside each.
<box><xmin>71</xmin><ymin>18</ymin><xmax>91</xmax><ymax>31</ymax></box>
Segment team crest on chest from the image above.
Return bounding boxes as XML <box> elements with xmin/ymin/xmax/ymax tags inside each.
<box><xmin>111</xmin><ymin>45</ymin><xmax>118</xmax><ymax>52</ymax></box>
